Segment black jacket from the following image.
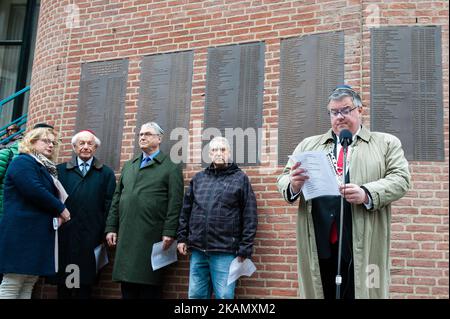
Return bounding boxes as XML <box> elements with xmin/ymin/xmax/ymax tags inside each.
<box><xmin>48</xmin><ymin>157</ymin><xmax>116</xmax><ymax>285</ymax></box>
<box><xmin>177</xmin><ymin>163</ymin><xmax>257</xmax><ymax>257</ymax></box>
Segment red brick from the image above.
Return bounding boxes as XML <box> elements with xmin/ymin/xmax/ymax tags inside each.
<box><xmin>27</xmin><ymin>0</ymin><xmax>450</xmax><ymax>301</ymax></box>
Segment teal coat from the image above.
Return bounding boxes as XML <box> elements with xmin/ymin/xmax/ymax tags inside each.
<box><xmin>105</xmin><ymin>151</ymin><xmax>183</xmax><ymax>285</ymax></box>
<box><xmin>278</xmin><ymin>126</ymin><xmax>411</xmax><ymax>299</ymax></box>
<box><xmin>0</xmin><ymin>141</ymin><xmax>19</xmax><ymax>220</ymax></box>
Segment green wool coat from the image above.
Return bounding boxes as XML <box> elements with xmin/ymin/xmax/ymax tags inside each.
<box><xmin>105</xmin><ymin>151</ymin><xmax>183</xmax><ymax>285</ymax></box>
<box><xmin>277</xmin><ymin>126</ymin><xmax>411</xmax><ymax>299</ymax></box>
<box><xmin>0</xmin><ymin>141</ymin><xmax>19</xmax><ymax>220</ymax></box>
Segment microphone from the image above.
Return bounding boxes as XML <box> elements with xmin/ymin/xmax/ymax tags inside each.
<box><xmin>335</xmin><ymin>128</ymin><xmax>353</xmax><ymax>299</ymax></box>
<box><xmin>339</xmin><ymin>129</ymin><xmax>353</xmax><ymax>148</ymax></box>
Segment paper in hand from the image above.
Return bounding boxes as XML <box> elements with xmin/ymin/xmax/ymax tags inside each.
<box><xmin>151</xmin><ymin>240</ymin><xmax>178</xmax><ymax>271</ymax></box>
<box><xmin>289</xmin><ymin>151</ymin><xmax>340</xmax><ymax>200</ymax></box>
<box><xmin>227</xmin><ymin>257</ymin><xmax>256</xmax><ymax>286</ymax></box>
<box><xmin>94</xmin><ymin>244</ymin><xmax>109</xmax><ymax>273</ymax></box>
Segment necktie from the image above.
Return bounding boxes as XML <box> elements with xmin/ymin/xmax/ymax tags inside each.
<box><xmin>140</xmin><ymin>156</ymin><xmax>151</xmax><ymax>168</ymax></box>
<box><xmin>336</xmin><ymin>146</ymin><xmax>344</xmax><ymax>176</ymax></box>
<box><xmin>330</xmin><ymin>221</ymin><xmax>338</xmax><ymax>244</ymax></box>
<box><xmin>81</xmin><ymin>162</ymin><xmax>88</xmax><ymax>176</ymax></box>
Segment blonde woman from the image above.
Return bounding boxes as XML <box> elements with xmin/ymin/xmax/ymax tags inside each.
<box><xmin>0</xmin><ymin>127</ymin><xmax>70</xmax><ymax>299</ymax></box>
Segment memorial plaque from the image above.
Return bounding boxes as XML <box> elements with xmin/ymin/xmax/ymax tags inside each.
<box><xmin>136</xmin><ymin>51</ymin><xmax>194</xmax><ymax>162</ymax></box>
<box><xmin>279</xmin><ymin>31</ymin><xmax>344</xmax><ymax>164</ymax></box>
<box><xmin>204</xmin><ymin>42</ymin><xmax>264</xmax><ymax>166</ymax></box>
<box><xmin>76</xmin><ymin>59</ymin><xmax>128</xmax><ymax>171</ymax></box>
<box><xmin>371</xmin><ymin>26</ymin><xmax>443</xmax><ymax>161</ymax></box>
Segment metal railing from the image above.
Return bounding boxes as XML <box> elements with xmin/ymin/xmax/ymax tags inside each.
<box><xmin>0</xmin><ymin>86</ymin><xmax>30</xmax><ymax>109</ymax></box>
<box><xmin>0</xmin><ymin>86</ymin><xmax>30</xmax><ymax>144</ymax></box>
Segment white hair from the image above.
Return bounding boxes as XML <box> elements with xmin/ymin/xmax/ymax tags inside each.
<box><xmin>141</xmin><ymin>122</ymin><xmax>164</xmax><ymax>135</ymax></box>
<box><xmin>208</xmin><ymin>136</ymin><xmax>231</xmax><ymax>151</ymax></box>
<box><xmin>71</xmin><ymin>131</ymin><xmax>101</xmax><ymax>147</ymax></box>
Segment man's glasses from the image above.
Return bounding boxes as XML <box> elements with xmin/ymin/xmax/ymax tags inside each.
<box><xmin>139</xmin><ymin>132</ymin><xmax>160</xmax><ymax>137</ymax></box>
<box><xmin>328</xmin><ymin>106</ymin><xmax>358</xmax><ymax>118</ymax></box>
<box><xmin>76</xmin><ymin>141</ymin><xmax>95</xmax><ymax>147</ymax></box>
<box><xmin>39</xmin><ymin>138</ymin><xmax>58</xmax><ymax>146</ymax></box>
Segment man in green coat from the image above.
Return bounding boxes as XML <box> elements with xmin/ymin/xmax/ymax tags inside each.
<box><xmin>105</xmin><ymin>122</ymin><xmax>183</xmax><ymax>299</ymax></box>
<box><xmin>277</xmin><ymin>86</ymin><xmax>410</xmax><ymax>299</ymax></box>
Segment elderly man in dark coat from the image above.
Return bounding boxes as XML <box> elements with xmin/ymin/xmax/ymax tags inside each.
<box><xmin>51</xmin><ymin>130</ymin><xmax>116</xmax><ymax>299</ymax></box>
<box><xmin>105</xmin><ymin>122</ymin><xmax>183</xmax><ymax>299</ymax></box>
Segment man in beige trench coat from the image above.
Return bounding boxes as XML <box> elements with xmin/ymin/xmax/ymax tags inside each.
<box><xmin>277</xmin><ymin>85</ymin><xmax>410</xmax><ymax>299</ymax></box>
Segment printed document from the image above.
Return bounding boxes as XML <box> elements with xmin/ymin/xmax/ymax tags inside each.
<box><xmin>289</xmin><ymin>151</ymin><xmax>340</xmax><ymax>201</ymax></box>
<box><xmin>151</xmin><ymin>240</ymin><xmax>178</xmax><ymax>271</ymax></box>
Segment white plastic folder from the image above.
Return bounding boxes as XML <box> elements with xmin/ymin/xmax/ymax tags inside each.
<box><xmin>94</xmin><ymin>244</ymin><xmax>109</xmax><ymax>273</ymax></box>
<box><xmin>227</xmin><ymin>257</ymin><xmax>256</xmax><ymax>286</ymax></box>
<box><xmin>151</xmin><ymin>240</ymin><xmax>178</xmax><ymax>271</ymax></box>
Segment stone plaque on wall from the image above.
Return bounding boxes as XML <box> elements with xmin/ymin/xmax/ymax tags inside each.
<box><xmin>279</xmin><ymin>31</ymin><xmax>344</xmax><ymax>165</ymax></box>
<box><xmin>204</xmin><ymin>42</ymin><xmax>265</xmax><ymax>166</ymax></box>
<box><xmin>136</xmin><ymin>51</ymin><xmax>193</xmax><ymax>162</ymax></box>
<box><xmin>76</xmin><ymin>59</ymin><xmax>128</xmax><ymax>171</ymax></box>
<box><xmin>371</xmin><ymin>26</ymin><xmax>443</xmax><ymax>161</ymax></box>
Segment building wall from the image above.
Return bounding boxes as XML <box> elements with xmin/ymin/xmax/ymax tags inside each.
<box><xmin>29</xmin><ymin>0</ymin><xmax>448</xmax><ymax>299</ymax></box>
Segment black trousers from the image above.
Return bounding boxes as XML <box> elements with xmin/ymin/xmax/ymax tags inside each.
<box><xmin>318</xmin><ymin>242</ymin><xmax>355</xmax><ymax>299</ymax></box>
<box><xmin>120</xmin><ymin>282</ymin><xmax>162</xmax><ymax>299</ymax></box>
<box><xmin>57</xmin><ymin>284</ymin><xmax>92</xmax><ymax>299</ymax></box>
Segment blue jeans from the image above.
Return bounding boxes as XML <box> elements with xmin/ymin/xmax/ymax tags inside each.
<box><xmin>188</xmin><ymin>250</ymin><xmax>236</xmax><ymax>299</ymax></box>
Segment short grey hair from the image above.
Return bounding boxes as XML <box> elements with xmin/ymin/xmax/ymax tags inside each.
<box><xmin>141</xmin><ymin>122</ymin><xmax>164</xmax><ymax>135</ymax></box>
<box><xmin>327</xmin><ymin>86</ymin><xmax>362</xmax><ymax>109</ymax></box>
<box><xmin>71</xmin><ymin>131</ymin><xmax>101</xmax><ymax>147</ymax></box>
<box><xmin>209</xmin><ymin>136</ymin><xmax>231</xmax><ymax>151</ymax></box>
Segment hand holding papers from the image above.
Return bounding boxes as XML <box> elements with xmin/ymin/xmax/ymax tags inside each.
<box><xmin>289</xmin><ymin>151</ymin><xmax>340</xmax><ymax>201</ymax></box>
<box><xmin>151</xmin><ymin>240</ymin><xmax>178</xmax><ymax>271</ymax></box>
<box><xmin>227</xmin><ymin>257</ymin><xmax>256</xmax><ymax>285</ymax></box>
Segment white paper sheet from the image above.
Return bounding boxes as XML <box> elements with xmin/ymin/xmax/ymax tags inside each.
<box><xmin>94</xmin><ymin>244</ymin><xmax>109</xmax><ymax>273</ymax></box>
<box><xmin>227</xmin><ymin>257</ymin><xmax>256</xmax><ymax>286</ymax></box>
<box><xmin>289</xmin><ymin>150</ymin><xmax>340</xmax><ymax>201</ymax></box>
<box><xmin>151</xmin><ymin>240</ymin><xmax>178</xmax><ymax>271</ymax></box>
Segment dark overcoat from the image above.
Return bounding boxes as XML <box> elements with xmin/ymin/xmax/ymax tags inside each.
<box><xmin>49</xmin><ymin>157</ymin><xmax>116</xmax><ymax>285</ymax></box>
<box><xmin>0</xmin><ymin>153</ymin><xmax>65</xmax><ymax>276</ymax></box>
<box><xmin>105</xmin><ymin>151</ymin><xmax>183</xmax><ymax>285</ymax></box>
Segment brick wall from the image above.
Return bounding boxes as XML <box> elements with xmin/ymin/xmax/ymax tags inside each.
<box><xmin>29</xmin><ymin>0</ymin><xmax>448</xmax><ymax>299</ymax></box>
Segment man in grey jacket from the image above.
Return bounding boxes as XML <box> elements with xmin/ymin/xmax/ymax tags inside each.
<box><xmin>277</xmin><ymin>85</ymin><xmax>410</xmax><ymax>299</ymax></box>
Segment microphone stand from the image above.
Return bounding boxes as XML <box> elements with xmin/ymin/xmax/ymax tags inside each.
<box><xmin>335</xmin><ymin>140</ymin><xmax>348</xmax><ymax>299</ymax></box>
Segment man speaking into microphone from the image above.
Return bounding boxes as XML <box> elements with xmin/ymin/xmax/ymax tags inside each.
<box><xmin>277</xmin><ymin>85</ymin><xmax>410</xmax><ymax>299</ymax></box>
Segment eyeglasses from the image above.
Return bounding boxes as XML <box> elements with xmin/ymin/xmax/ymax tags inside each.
<box><xmin>76</xmin><ymin>141</ymin><xmax>95</xmax><ymax>147</ymax></box>
<box><xmin>210</xmin><ymin>147</ymin><xmax>228</xmax><ymax>153</ymax></box>
<box><xmin>139</xmin><ymin>132</ymin><xmax>160</xmax><ymax>137</ymax></box>
<box><xmin>39</xmin><ymin>138</ymin><xmax>58</xmax><ymax>146</ymax></box>
<box><xmin>328</xmin><ymin>106</ymin><xmax>358</xmax><ymax>118</ymax></box>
